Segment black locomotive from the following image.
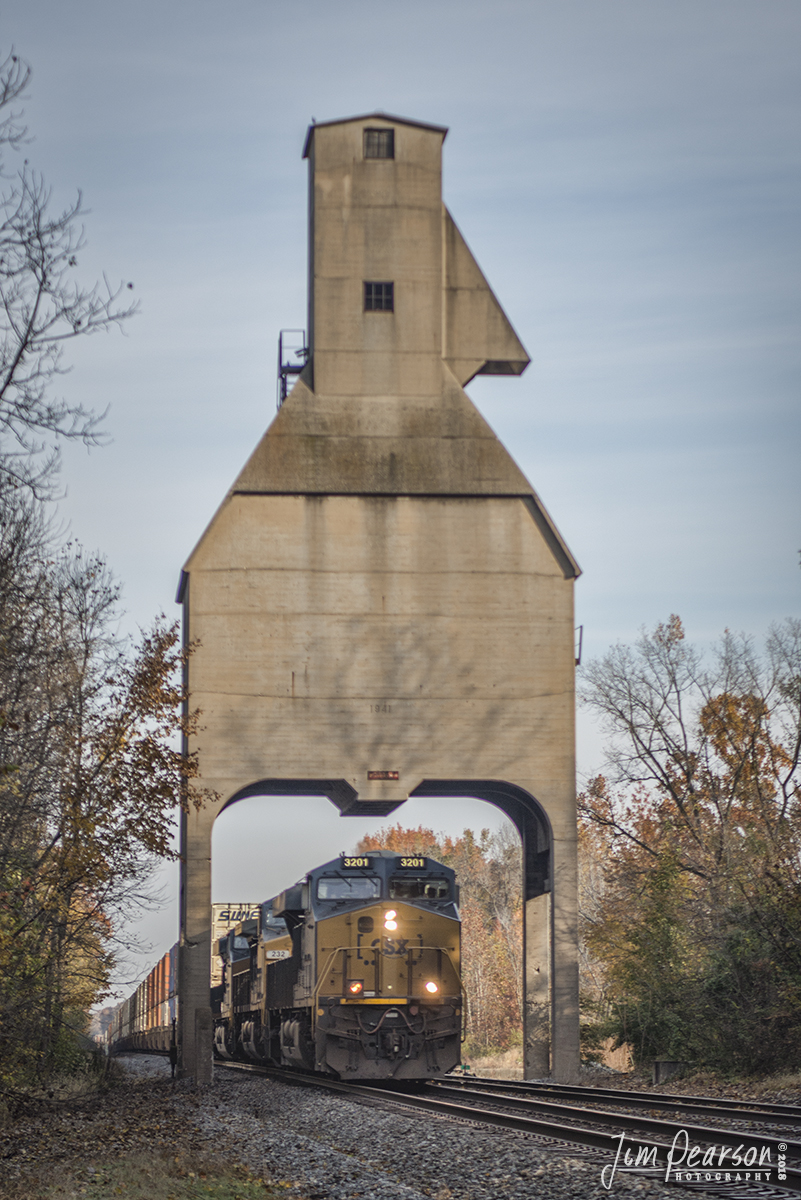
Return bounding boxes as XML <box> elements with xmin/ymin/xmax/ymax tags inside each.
<box><xmin>214</xmin><ymin>851</ymin><xmax>463</xmax><ymax>1080</ymax></box>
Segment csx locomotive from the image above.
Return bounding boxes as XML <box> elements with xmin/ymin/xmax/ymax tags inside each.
<box><xmin>214</xmin><ymin>851</ymin><xmax>463</xmax><ymax>1080</ymax></box>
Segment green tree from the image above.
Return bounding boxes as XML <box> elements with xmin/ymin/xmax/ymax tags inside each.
<box><xmin>698</xmin><ymin>880</ymin><xmax>801</xmax><ymax>1073</ymax></box>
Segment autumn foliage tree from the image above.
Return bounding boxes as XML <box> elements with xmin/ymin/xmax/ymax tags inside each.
<box><xmin>578</xmin><ymin>616</ymin><xmax>801</xmax><ymax>1072</ymax></box>
<box><xmin>0</xmin><ymin>554</ymin><xmax>214</xmax><ymax>1089</ymax></box>
<box><xmin>0</xmin><ymin>50</ymin><xmax>206</xmax><ymax>1096</ymax></box>
<box><xmin>0</xmin><ymin>491</ymin><xmax>214</xmax><ymax>1093</ymax></box>
<box><xmin>355</xmin><ymin>822</ymin><xmax>523</xmax><ymax>1055</ymax></box>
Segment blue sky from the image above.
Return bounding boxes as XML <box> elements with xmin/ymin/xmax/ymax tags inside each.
<box><xmin>4</xmin><ymin>1</ymin><xmax>799</xmax><ymax>981</ymax></box>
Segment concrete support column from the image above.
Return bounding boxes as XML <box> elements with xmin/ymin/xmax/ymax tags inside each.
<box><xmin>550</xmin><ymin>835</ymin><xmax>580</xmax><ymax>1083</ymax></box>
<box><xmin>524</xmin><ymin>892</ymin><xmax>550</xmax><ymax>1078</ymax></box>
<box><xmin>178</xmin><ymin>810</ymin><xmax>214</xmax><ymax>1084</ymax></box>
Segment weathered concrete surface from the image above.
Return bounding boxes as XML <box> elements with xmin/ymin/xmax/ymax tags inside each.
<box><xmin>178</xmin><ymin>113</ymin><xmax>580</xmax><ymax>1085</ymax></box>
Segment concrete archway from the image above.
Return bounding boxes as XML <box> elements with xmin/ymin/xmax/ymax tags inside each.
<box><xmin>410</xmin><ymin>780</ymin><xmax>557</xmax><ymax>1078</ymax></box>
<box><xmin>181</xmin><ymin>778</ymin><xmax>572</xmax><ymax>1082</ymax></box>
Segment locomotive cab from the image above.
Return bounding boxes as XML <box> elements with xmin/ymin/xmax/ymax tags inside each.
<box><xmin>307</xmin><ymin>853</ymin><xmax>462</xmax><ymax>1079</ymax></box>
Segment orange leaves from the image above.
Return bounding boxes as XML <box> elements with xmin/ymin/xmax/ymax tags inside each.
<box><xmin>358</xmin><ymin>824</ymin><xmax>442</xmax><ymax>858</ymax></box>
<box><xmin>653</xmin><ymin>614</ymin><xmax>685</xmax><ymax>647</ymax></box>
<box><xmin>580</xmin><ymin>618</ymin><xmax>801</xmax><ymax>893</ymax></box>
<box><xmin>0</xmin><ymin>559</ymin><xmax>216</xmax><ymax>1085</ymax></box>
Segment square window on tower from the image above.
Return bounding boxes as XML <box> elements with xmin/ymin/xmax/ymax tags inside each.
<box><xmin>364</xmin><ymin>128</ymin><xmax>394</xmax><ymax>159</ymax></box>
<box><xmin>364</xmin><ymin>281</ymin><xmax>394</xmax><ymax>312</ymax></box>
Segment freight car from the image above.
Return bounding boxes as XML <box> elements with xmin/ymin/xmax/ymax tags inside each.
<box><xmin>215</xmin><ymin>852</ymin><xmax>463</xmax><ymax>1080</ymax></box>
<box><xmin>106</xmin><ymin>904</ymin><xmax>259</xmax><ymax>1055</ymax></box>
<box><xmin>108</xmin><ymin>944</ymin><xmax>178</xmax><ymax>1053</ymax></box>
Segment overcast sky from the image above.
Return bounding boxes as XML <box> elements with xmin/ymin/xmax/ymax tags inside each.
<box><xmin>4</xmin><ymin>1</ymin><xmax>799</xmax><ymax>985</ymax></box>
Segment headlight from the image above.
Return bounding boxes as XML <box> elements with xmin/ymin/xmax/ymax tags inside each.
<box><xmin>347</xmin><ymin>980</ymin><xmax>363</xmax><ymax>995</ymax></box>
<box><xmin>384</xmin><ymin>909</ymin><xmax>398</xmax><ymax>931</ymax></box>
<box><xmin>425</xmin><ymin>981</ymin><xmax>439</xmax><ymax>994</ymax></box>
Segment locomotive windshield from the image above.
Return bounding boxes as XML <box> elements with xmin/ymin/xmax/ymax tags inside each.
<box><xmin>262</xmin><ymin>909</ymin><xmax>288</xmax><ymax>939</ymax></box>
<box><xmin>389</xmin><ymin>876</ymin><xmax>450</xmax><ymax>901</ymax></box>
<box><xmin>230</xmin><ymin>935</ymin><xmax>250</xmax><ymax>960</ymax></box>
<box><xmin>317</xmin><ymin>876</ymin><xmax>381</xmax><ymax>901</ymax></box>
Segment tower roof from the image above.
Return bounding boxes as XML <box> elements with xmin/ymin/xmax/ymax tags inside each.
<box><xmin>183</xmin><ymin>113</ymin><xmax>580</xmax><ymax>584</ymax></box>
<box><xmin>302</xmin><ymin>111</ymin><xmax>448</xmax><ymax>158</ymax></box>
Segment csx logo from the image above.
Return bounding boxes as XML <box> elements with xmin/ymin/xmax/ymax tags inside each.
<box><xmin>376</xmin><ymin>937</ymin><xmax>409</xmax><ymax>957</ymax></box>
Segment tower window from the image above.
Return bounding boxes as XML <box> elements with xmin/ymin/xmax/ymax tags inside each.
<box><xmin>364</xmin><ymin>128</ymin><xmax>394</xmax><ymax>159</ymax></box>
<box><xmin>364</xmin><ymin>282</ymin><xmax>394</xmax><ymax>312</ymax></box>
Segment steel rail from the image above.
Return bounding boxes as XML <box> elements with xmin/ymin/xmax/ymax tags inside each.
<box><xmin>437</xmin><ymin>1076</ymin><xmax>801</xmax><ymax>1126</ymax></box>
<box><xmin>427</xmin><ymin>1081</ymin><xmax>801</xmax><ymax>1159</ymax></box>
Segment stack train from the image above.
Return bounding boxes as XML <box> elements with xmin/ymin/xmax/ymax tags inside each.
<box><xmin>108</xmin><ymin>852</ymin><xmax>463</xmax><ymax>1081</ymax></box>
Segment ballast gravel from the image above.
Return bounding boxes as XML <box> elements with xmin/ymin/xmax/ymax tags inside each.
<box><xmin>119</xmin><ymin>1057</ymin><xmax>699</xmax><ymax>1200</ymax></box>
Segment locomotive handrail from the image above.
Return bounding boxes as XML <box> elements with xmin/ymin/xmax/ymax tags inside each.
<box><xmin>435</xmin><ymin>947</ymin><xmax>469</xmax><ymax>1043</ymax></box>
<box><xmin>311</xmin><ymin>946</ymin><xmax>349</xmax><ymax>1030</ymax></box>
<box><xmin>310</xmin><ymin>944</ymin><xmax>467</xmax><ymax>1041</ymax></box>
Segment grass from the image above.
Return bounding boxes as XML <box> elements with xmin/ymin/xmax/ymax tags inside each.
<box><xmin>745</xmin><ymin>1070</ymin><xmax>801</xmax><ymax>1098</ymax></box>
<box><xmin>576</xmin><ymin>1062</ymin><xmax>801</xmax><ymax>1104</ymax></box>
<box><xmin>4</xmin><ymin>1152</ymin><xmax>297</xmax><ymax>1200</ymax></box>
<box><xmin>462</xmin><ymin>1047</ymin><xmax>524</xmax><ymax>1079</ymax></box>
<box><xmin>0</xmin><ymin>1060</ymin><xmax>120</xmax><ymax>1124</ymax></box>
<box><xmin>669</xmin><ymin>1067</ymin><xmax>801</xmax><ymax>1101</ymax></box>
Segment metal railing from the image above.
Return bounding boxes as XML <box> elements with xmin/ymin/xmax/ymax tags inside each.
<box><xmin>277</xmin><ymin>329</ymin><xmax>308</xmax><ymax>408</ymax></box>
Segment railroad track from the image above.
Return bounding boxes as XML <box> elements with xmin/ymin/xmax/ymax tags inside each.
<box><xmin>436</xmin><ymin>1076</ymin><xmax>801</xmax><ymax>1127</ymax></box>
<box><xmin>216</xmin><ymin>1062</ymin><xmax>801</xmax><ymax>1197</ymax></box>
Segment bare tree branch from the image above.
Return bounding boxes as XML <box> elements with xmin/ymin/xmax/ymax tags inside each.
<box><xmin>0</xmin><ymin>51</ymin><xmax>137</xmax><ymax>496</ymax></box>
